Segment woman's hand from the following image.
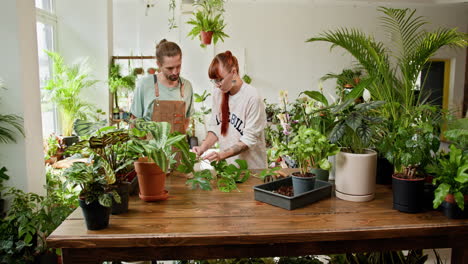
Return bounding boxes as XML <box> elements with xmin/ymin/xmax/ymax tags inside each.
<box><xmin>203</xmin><ymin>150</ymin><xmax>223</xmax><ymax>162</ymax></box>
<box><xmin>191</xmin><ymin>146</ymin><xmax>205</xmax><ymax>157</ymax></box>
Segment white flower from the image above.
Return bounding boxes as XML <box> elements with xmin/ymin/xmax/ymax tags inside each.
<box><xmin>363</xmin><ymin>88</ymin><xmax>371</xmax><ymax>102</ymax></box>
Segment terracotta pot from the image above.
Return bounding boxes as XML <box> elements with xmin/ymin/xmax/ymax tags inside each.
<box><xmin>441</xmin><ymin>194</ymin><xmax>468</xmax><ymax>219</ymax></box>
<box><xmin>444</xmin><ymin>194</ymin><xmax>468</xmax><ymax>203</ymax></box>
<box><xmin>200</xmin><ymin>31</ymin><xmax>214</xmax><ymax>45</ymax></box>
<box><xmin>335</xmin><ymin>149</ymin><xmax>377</xmax><ymax>202</ymax></box>
<box><xmin>134</xmin><ymin>157</ymin><xmax>168</xmax><ymax>202</ymax></box>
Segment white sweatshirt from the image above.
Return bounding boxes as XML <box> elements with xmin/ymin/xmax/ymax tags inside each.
<box><xmin>208</xmin><ymin>83</ymin><xmax>267</xmax><ymax>169</ymax></box>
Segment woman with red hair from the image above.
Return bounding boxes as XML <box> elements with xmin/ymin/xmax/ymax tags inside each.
<box><xmin>192</xmin><ymin>51</ymin><xmax>267</xmax><ymax>169</ymax></box>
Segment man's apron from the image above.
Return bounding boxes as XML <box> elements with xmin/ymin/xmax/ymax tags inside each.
<box><xmin>151</xmin><ymin>74</ymin><xmax>187</xmax><ymax>167</ymax></box>
<box><xmin>151</xmin><ymin>74</ymin><xmax>187</xmax><ymax>134</ymax></box>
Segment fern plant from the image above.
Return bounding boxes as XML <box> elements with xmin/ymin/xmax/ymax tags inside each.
<box><xmin>44</xmin><ymin>51</ymin><xmax>98</xmax><ymax>137</ymax></box>
<box><xmin>187</xmin><ymin>0</ymin><xmax>229</xmax><ymax>46</ymax></box>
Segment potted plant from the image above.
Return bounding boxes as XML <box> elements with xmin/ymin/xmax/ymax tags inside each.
<box><xmin>187</xmin><ymin>0</ymin><xmax>229</xmax><ymax>46</ymax></box>
<box><xmin>428</xmin><ymin>144</ymin><xmax>468</xmax><ymax>219</ymax></box>
<box><xmin>273</xmin><ymin>125</ymin><xmax>339</xmax><ymax>196</ymax></box>
<box><xmin>307</xmin><ymin>7</ymin><xmax>467</xmax><ymax>185</ymax></box>
<box><xmin>128</xmin><ymin>119</ymin><xmax>193</xmax><ymax>201</ymax></box>
<box><xmin>320</xmin><ymin>68</ymin><xmax>362</xmax><ymax>102</ymax></box>
<box><xmin>381</xmin><ymin>106</ymin><xmax>441</xmax><ymax>213</ymax></box>
<box><xmin>109</xmin><ymin>63</ymin><xmax>136</xmax><ymax>120</ymax></box>
<box><xmin>189</xmin><ymin>90</ymin><xmax>212</xmax><ymax>148</ymax></box>
<box><xmin>63</xmin><ymin>155</ymin><xmax>120</xmax><ymax>230</ymax></box>
<box><xmin>66</xmin><ymin>128</ymin><xmax>136</xmax><ymax>214</ymax></box>
<box><xmin>327</xmin><ymin>81</ymin><xmax>385</xmax><ymax>202</ymax></box>
<box><xmin>44</xmin><ymin>50</ymin><xmax>98</xmax><ymax>146</ymax></box>
<box><xmin>427</xmin><ymin>125</ymin><xmax>468</xmax><ymax>219</ymax></box>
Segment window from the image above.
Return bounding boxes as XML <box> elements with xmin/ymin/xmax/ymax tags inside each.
<box><xmin>35</xmin><ymin>0</ymin><xmax>53</xmax><ymax>13</ymax></box>
<box><xmin>36</xmin><ymin>0</ymin><xmax>57</xmax><ymax>137</ymax></box>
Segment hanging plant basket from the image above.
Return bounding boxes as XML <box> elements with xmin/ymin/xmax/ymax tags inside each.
<box><xmin>200</xmin><ymin>31</ymin><xmax>214</xmax><ymax>45</ymax></box>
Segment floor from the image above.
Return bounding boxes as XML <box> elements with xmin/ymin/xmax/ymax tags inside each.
<box><xmin>116</xmin><ymin>248</ymin><xmax>452</xmax><ymax>263</ymax></box>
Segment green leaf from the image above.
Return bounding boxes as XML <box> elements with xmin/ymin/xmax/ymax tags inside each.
<box><xmin>345</xmin><ymin>112</ymin><xmax>362</xmax><ymax>131</ymax></box>
<box><xmin>433</xmin><ymin>183</ymin><xmax>450</xmax><ymax>209</ymax></box>
<box><xmin>300</xmin><ymin>91</ymin><xmax>329</xmax><ymax>106</ymax></box>
<box><xmin>454</xmin><ymin>191</ymin><xmax>465</xmax><ymax>211</ymax></box>
<box><xmin>98</xmin><ymin>193</ymin><xmax>112</xmax><ymax>207</ymax></box>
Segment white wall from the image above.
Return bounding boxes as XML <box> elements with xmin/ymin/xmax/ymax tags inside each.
<box><xmin>55</xmin><ymin>0</ymin><xmax>113</xmax><ymax>119</ymax></box>
<box><xmin>114</xmin><ymin>1</ymin><xmax>468</xmax><ymax>137</ymax></box>
<box><xmin>0</xmin><ymin>0</ymin><xmax>45</xmax><ymax>194</ymax></box>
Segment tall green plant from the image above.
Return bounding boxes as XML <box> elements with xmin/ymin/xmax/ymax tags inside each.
<box><xmin>307</xmin><ymin>7</ymin><xmax>468</xmax><ymax>122</ymax></box>
<box><xmin>44</xmin><ymin>51</ymin><xmax>98</xmax><ymax>137</ymax></box>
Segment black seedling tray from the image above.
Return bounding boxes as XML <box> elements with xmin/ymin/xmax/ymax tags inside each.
<box><xmin>253</xmin><ymin>177</ymin><xmax>332</xmax><ymax>210</ymax></box>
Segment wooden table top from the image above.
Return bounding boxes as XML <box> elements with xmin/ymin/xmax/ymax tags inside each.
<box><xmin>47</xmin><ymin>170</ymin><xmax>468</xmax><ymax>249</ymax></box>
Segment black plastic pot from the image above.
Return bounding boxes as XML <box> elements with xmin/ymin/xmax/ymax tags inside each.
<box><xmin>441</xmin><ymin>201</ymin><xmax>468</xmax><ymax>219</ymax></box>
<box><xmin>310</xmin><ymin>168</ymin><xmax>329</xmax><ymax>182</ymax></box>
<box><xmin>62</xmin><ymin>135</ymin><xmax>79</xmax><ymax>147</ymax></box>
<box><xmin>79</xmin><ymin>199</ymin><xmax>111</xmax><ymax>230</ymax></box>
<box><xmin>423</xmin><ymin>183</ymin><xmax>436</xmax><ymax>211</ymax></box>
<box><xmin>111</xmin><ymin>182</ymin><xmax>130</xmax><ymax>215</ymax></box>
<box><xmin>292</xmin><ymin>172</ymin><xmax>316</xmax><ymax>196</ymax></box>
<box><xmin>392</xmin><ymin>175</ymin><xmax>425</xmax><ymax>213</ymax></box>
<box><xmin>376</xmin><ymin>155</ymin><xmax>394</xmax><ymax>185</ymax></box>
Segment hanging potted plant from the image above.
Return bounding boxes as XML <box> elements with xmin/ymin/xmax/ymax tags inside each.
<box><xmin>128</xmin><ymin>119</ymin><xmax>193</xmax><ymax>201</ymax></box>
<box><xmin>327</xmin><ymin>79</ymin><xmax>385</xmax><ymax>202</ymax></box>
<box><xmin>44</xmin><ymin>51</ymin><xmax>97</xmax><ymax>147</ymax></box>
<box><xmin>63</xmin><ymin>156</ymin><xmax>120</xmax><ymax>230</ymax></box>
<box><xmin>187</xmin><ymin>0</ymin><xmax>229</xmax><ymax>46</ymax></box>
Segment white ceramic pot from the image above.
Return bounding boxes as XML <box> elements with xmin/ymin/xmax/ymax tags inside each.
<box><xmin>335</xmin><ymin>149</ymin><xmax>377</xmax><ymax>202</ymax></box>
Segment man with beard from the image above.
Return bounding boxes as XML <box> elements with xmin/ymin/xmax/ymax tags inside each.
<box><xmin>130</xmin><ymin>39</ymin><xmax>194</xmax><ymax>133</ymax></box>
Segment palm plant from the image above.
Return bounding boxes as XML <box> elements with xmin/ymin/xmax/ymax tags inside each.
<box><xmin>44</xmin><ymin>51</ymin><xmax>98</xmax><ymax>137</ymax></box>
<box><xmin>307</xmin><ymin>7</ymin><xmax>467</xmax><ymax>122</ymax></box>
<box><xmin>0</xmin><ymin>79</ymin><xmax>24</xmax><ymax>143</ymax></box>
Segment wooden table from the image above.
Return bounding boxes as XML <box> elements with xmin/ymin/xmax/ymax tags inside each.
<box><xmin>47</xmin><ymin>170</ymin><xmax>468</xmax><ymax>263</ymax></box>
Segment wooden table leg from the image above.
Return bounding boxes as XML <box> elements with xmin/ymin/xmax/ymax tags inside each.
<box><xmin>451</xmin><ymin>247</ymin><xmax>468</xmax><ymax>264</ymax></box>
<box><xmin>62</xmin><ymin>248</ymin><xmax>102</xmax><ymax>264</ymax></box>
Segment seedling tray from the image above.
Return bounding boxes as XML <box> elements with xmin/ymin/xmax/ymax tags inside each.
<box><xmin>254</xmin><ymin>177</ymin><xmax>332</xmax><ymax>210</ymax></box>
